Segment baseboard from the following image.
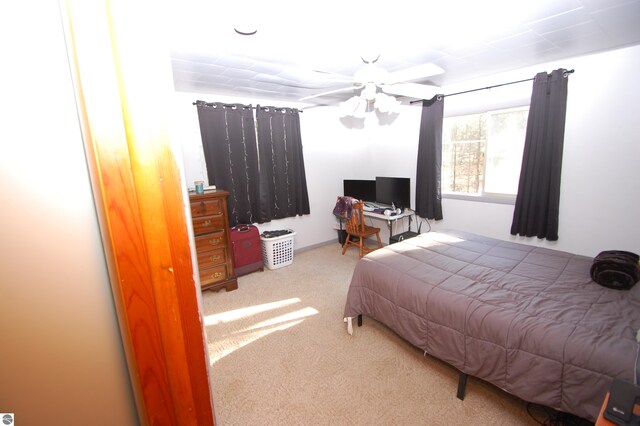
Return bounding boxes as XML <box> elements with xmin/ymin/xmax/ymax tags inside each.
<box><xmin>295</xmin><ymin>239</ymin><xmax>337</xmax><ymax>254</ymax></box>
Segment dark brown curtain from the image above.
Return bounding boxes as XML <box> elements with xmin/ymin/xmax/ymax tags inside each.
<box><xmin>255</xmin><ymin>105</ymin><xmax>310</xmax><ymax>221</ymax></box>
<box><xmin>511</xmin><ymin>69</ymin><xmax>569</xmax><ymax>241</ymax></box>
<box><xmin>415</xmin><ymin>96</ymin><xmax>444</xmax><ymax>220</ymax></box>
<box><xmin>195</xmin><ymin>101</ymin><xmax>262</xmax><ymax>226</ymax></box>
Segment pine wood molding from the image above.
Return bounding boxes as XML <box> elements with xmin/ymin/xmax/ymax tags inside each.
<box><xmin>61</xmin><ymin>1</ymin><xmax>215</xmax><ymax>424</ymax></box>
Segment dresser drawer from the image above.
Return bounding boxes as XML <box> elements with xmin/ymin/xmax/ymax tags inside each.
<box><xmin>199</xmin><ymin>264</ymin><xmax>228</xmax><ymax>285</ymax></box>
<box><xmin>192</xmin><ymin>214</ymin><xmax>224</xmax><ymax>235</ymax></box>
<box><xmin>189</xmin><ymin>190</ymin><xmax>238</xmax><ymax>292</ymax></box>
<box><xmin>197</xmin><ymin>248</ymin><xmax>227</xmax><ymax>270</ymax></box>
<box><xmin>190</xmin><ymin>198</ymin><xmax>223</xmax><ymax>217</ymax></box>
<box><xmin>195</xmin><ymin>230</ymin><xmax>226</xmax><ymax>251</ymax></box>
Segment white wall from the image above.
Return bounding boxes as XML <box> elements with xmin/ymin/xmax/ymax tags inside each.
<box><xmin>174</xmin><ymin>90</ymin><xmax>428</xmax><ymax>248</ymax></box>
<box><xmin>0</xmin><ymin>3</ymin><xmax>137</xmax><ymax>424</ymax></box>
<box><xmin>435</xmin><ymin>45</ymin><xmax>640</xmax><ymax>256</ymax></box>
<box><xmin>175</xmin><ymin>45</ymin><xmax>640</xmax><ymax>257</ymax></box>
<box><xmin>172</xmin><ymin>92</ymin><xmax>349</xmax><ymax>250</ymax></box>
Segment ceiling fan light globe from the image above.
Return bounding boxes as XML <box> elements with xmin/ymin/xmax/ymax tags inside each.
<box><xmin>338</xmin><ymin>96</ymin><xmax>363</xmax><ymax>117</ymax></box>
<box><xmin>375</xmin><ymin>92</ymin><xmax>400</xmax><ymax>114</ymax></box>
<box><xmin>353</xmin><ymin>100</ymin><xmax>368</xmax><ymax>118</ymax></box>
<box><xmin>362</xmin><ymin>83</ymin><xmax>377</xmax><ymax>101</ymax></box>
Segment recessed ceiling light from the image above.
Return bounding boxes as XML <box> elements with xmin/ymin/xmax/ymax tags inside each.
<box><xmin>234</xmin><ymin>27</ymin><xmax>257</xmax><ymax>36</ymax></box>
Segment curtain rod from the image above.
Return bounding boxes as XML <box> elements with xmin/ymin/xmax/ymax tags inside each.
<box><xmin>409</xmin><ymin>69</ymin><xmax>575</xmax><ymax>104</ymax></box>
<box><xmin>192</xmin><ymin>100</ymin><xmax>303</xmax><ymax>112</ymax></box>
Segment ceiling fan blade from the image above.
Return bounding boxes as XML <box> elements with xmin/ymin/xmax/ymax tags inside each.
<box><xmin>299</xmin><ymin>85</ymin><xmax>362</xmax><ymax>101</ymax></box>
<box><xmin>386</xmin><ymin>63</ymin><xmax>444</xmax><ymax>84</ymax></box>
<box><xmin>309</xmin><ymin>69</ymin><xmax>355</xmax><ymax>84</ymax></box>
<box><xmin>380</xmin><ymin>82</ymin><xmax>440</xmax><ymax>100</ymax></box>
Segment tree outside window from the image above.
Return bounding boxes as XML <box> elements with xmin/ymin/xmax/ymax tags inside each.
<box><xmin>442</xmin><ymin>106</ymin><xmax>528</xmax><ymax>198</ymax></box>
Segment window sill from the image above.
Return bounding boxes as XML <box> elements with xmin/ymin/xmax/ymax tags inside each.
<box><xmin>442</xmin><ymin>193</ymin><xmax>515</xmax><ymax>205</ymax></box>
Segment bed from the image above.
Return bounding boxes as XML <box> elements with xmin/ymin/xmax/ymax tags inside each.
<box><xmin>343</xmin><ymin>229</ymin><xmax>640</xmax><ymax>421</ymax></box>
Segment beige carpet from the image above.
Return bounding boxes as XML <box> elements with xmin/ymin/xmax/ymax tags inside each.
<box><xmin>202</xmin><ymin>243</ymin><xmax>548</xmax><ymax>425</ymax></box>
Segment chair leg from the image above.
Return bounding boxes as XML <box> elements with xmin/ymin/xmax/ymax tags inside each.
<box><xmin>375</xmin><ymin>231</ymin><xmax>382</xmax><ymax>248</ymax></box>
<box><xmin>359</xmin><ymin>238</ymin><xmax>364</xmax><ymax>258</ymax></box>
<box><xmin>342</xmin><ymin>235</ymin><xmax>351</xmax><ymax>255</ymax></box>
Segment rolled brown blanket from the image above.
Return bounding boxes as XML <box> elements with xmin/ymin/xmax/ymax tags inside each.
<box><xmin>590</xmin><ymin>250</ymin><xmax>640</xmax><ymax>290</ymax></box>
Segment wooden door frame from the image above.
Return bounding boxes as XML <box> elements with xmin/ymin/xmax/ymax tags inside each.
<box><xmin>61</xmin><ymin>1</ymin><xmax>215</xmax><ymax>424</ymax></box>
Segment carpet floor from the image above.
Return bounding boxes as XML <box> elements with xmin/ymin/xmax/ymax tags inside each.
<box><xmin>202</xmin><ymin>242</ymin><xmax>566</xmax><ymax>425</ymax></box>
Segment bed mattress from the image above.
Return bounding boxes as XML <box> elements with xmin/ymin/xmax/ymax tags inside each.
<box><xmin>343</xmin><ymin>229</ymin><xmax>640</xmax><ymax>421</ymax></box>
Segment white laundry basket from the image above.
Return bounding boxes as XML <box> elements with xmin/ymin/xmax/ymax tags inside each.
<box><xmin>261</xmin><ymin>230</ymin><xmax>296</xmax><ymax>270</ymax></box>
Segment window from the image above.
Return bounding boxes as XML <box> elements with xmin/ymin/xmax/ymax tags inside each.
<box><xmin>442</xmin><ymin>106</ymin><xmax>528</xmax><ymax>201</ymax></box>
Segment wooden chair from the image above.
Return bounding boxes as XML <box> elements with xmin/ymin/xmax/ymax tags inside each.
<box><xmin>342</xmin><ymin>200</ymin><xmax>383</xmax><ymax>258</ymax></box>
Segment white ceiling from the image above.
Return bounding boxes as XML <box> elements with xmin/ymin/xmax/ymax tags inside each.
<box><xmin>168</xmin><ymin>0</ymin><xmax>640</xmax><ymax>106</ymax></box>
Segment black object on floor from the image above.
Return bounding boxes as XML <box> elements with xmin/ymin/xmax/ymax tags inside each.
<box><xmin>389</xmin><ymin>231</ymin><xmax>420</xmax><ymax>245</ymax></box>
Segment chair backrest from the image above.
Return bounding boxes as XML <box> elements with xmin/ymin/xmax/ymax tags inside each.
<box><xmin>345</xmin><ymin>200</ymin><xmax>365</xmax><ymax>234</ymax></box>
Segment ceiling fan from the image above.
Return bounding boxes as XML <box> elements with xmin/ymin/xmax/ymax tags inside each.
<box><xmin>300</xmin><ymin>56</ymin><xmax>444</xmax><ymax>117</ymax></box>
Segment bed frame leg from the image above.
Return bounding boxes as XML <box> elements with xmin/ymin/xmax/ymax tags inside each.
<box><xmin>457</xmin><ymin>372</ymin><xmax>468</xmax><ymax>400</ymax></box>
<box><xmin>357</xmin><ymin>314</ymin><xmax>362</xmax><ymax>327</ymax></box>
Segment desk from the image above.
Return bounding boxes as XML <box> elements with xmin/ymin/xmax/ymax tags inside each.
<box><xmin>363</xmin><ymin>209</ymin><xmax>415</xmax><ymax>243</ymax></box>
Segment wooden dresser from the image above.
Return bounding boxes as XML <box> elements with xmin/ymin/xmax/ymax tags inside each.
<box><xmin>189</xmin><ymin>190</ymin><xmax>238</xmax><ymax>292</ymax></box>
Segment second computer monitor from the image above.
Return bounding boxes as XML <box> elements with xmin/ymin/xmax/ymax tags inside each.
<box><xmin>375</xmin><ymin>176</ymin><xmax>410</xmax><ymax>209</ymax></box>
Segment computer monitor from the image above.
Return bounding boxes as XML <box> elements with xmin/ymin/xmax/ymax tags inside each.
<box><xmin>375</xmin><ymin>177</ymin><xmax>410</xmax><ymax>209</ymax></box>
<box><xmin>343</xmin><ymin>179</ymin><xmax>376</xmax><ymax>202</ymax></box>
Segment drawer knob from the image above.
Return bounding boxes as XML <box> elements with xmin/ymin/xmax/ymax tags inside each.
<box><xmin>209</xmin><ymin>238</ymin><xmax>221</xmax><ymax>245</ymax></box>
<box><xmin>211</xmin><ymin>272</ymin><xmax>222</xmax><ymax>279</ymax></box>
<box><xmin>210</xmin><ymin>254</ymin><xmax>222</xmax><ymax>262</ymax></box>
<box><xmin>203</xmin><ymin>220</ymin><xmax>212</xmax><ymax>227</ymax></box>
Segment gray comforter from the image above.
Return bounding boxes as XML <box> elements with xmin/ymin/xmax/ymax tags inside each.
<box><xmin>343</xmin><ymin>230</ymin><xmax>640</xmax><ymax>421</ymax></box>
